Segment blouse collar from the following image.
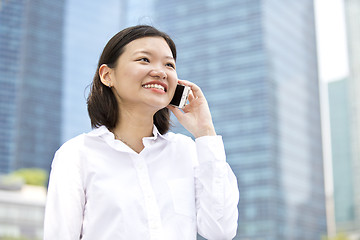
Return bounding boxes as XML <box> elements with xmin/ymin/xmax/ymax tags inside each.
<box><xmin>86</xmin><ymin>125</ymin><xmax>171</xmax><ymax>141</ymax></box>
<box><xmin>86</xmin><ymin>125</ymin><xmax>172</xmax><ymax>153</ymax></box>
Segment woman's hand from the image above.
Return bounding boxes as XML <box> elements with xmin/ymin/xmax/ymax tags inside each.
<box><xmin>167</xmin><ymin>80</ymin><xmax>216</xmax><ymax>138</ymax></box>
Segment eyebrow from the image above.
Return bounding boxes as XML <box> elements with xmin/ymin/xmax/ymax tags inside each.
<box><xmin>133</xmin><ymin>50</ymin><xmax>174</xmax><ymax>60</ymax></box>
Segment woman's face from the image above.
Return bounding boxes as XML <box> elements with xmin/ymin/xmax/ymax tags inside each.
<box><xmin>110</xmin><ymin>36</ymin><xmax>178</xmax><ymax>112</ymax></box>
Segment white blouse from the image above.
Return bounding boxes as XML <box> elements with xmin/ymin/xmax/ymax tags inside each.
<box><xmin>44</xmin><ymin>125</ymin><xmax>239</xmax><ymax>240</ymax></box>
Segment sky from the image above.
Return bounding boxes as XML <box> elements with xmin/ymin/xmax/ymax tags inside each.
<box><xmin>315</xmin><ymin>0</ymin><xmax>349</xmax><ymax>82</ymax></box>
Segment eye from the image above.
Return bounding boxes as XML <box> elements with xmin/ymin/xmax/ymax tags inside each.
<box><xmin>137</xmin><ymin>57</ymin><xmax>150</xmax><ymax>63</ymax></box>
<box><xmin>166</xmin><ymin>62</ymin><xmax>175</xmax><ymax>69</ymax></box>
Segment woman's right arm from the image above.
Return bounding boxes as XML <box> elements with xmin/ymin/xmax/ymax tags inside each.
<box><xmin>43</xmin><ymin>146</ymin><xmax>85</xmax><ymax>240</ymax></box>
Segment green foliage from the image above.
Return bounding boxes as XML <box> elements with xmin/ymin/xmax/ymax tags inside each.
<box><xmin>322</xmin><ymin>232</ymin><xmax>350</xmax><ymax>240</ymax></box>
<box><xmin>11</xmin><ymin>168</ymin><xmax>48</xmax><ymax>187</ymax></box>
<box><xmin>0</xmin><ymin>236</ymin><xmax>38</xmax><ymax>240</ymax></box>
<box><xmin>0</xmin><ymin>174</ymin><xmax>23</xmax><ymax>185</ymax></box>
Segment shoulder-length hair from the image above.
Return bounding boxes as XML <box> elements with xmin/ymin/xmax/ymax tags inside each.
<box><xmin>87</xmin><ymin>25</ymin><xmax>177</xmax><ymax>134</ymax></box>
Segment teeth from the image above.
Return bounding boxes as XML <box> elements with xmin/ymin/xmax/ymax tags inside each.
<box><xmin>143</xmin><ymin>84</ymin><xmax>165</xmax><ymax>91</ymax></box>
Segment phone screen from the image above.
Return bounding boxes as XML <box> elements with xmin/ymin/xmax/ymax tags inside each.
<box><xmin>170</xmin><ymin>84</ymin><xmax>185</xmax><ymax>106</ymax></box>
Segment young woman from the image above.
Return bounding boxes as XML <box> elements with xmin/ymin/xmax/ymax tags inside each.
<box><xmin>44</xmin><ymin>25</ymin><xmax>239</xmax><ymax>240</ymax></box>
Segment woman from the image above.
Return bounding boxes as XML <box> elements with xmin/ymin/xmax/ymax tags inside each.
<box><xmin>44</xmin><ymin>25</ymin><xmax>239</xmax><ymax>240</ymax></box>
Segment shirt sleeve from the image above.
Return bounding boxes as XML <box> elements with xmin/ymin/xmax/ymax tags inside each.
<box><xmin>194</xmin><ymin>136</ymin><xmax>239</xmax><ymax>240</ymax></box>
<box><xmin>43</xmin><ymin>145</ymin><xmax>85</xmax><ymax>240</ymax></box>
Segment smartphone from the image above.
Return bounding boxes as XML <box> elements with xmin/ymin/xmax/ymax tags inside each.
<box><xmin>170</xmin><ymin>84</ymin><xmax>191</xmax><ymax>108</ymax></box>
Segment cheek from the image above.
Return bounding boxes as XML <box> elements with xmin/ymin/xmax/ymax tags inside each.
<box><xmin>168</xmin><ymin>71</ymin><xmax>178</xmax><ymax>84</ymax></box>
<box><xmin>167</xmin><ymin>73</ymin><xmax>178</xmax><ymax>95</ymax></box>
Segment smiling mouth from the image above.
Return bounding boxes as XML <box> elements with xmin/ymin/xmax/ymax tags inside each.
<box><xmin>142</xmin><ymin>84</ymin><xmax>166</xmax><ymax>92</ymax></box>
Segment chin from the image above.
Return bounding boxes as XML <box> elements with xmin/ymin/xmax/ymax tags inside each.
<box><xmin>146</xmin><ymin>103</ymin><xmax>168</xmax><ymax>112</ymax></box>
<box><xmin>146</xmin><ymin>98</ymin><xmax>170</xmax><ymax>109</ymax></box>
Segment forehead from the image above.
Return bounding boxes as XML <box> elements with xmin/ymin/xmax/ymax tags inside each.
<box><xmin>123</xmin><ymin>36</ymin><xmax>172</xmax><ymax>56</ymax></box>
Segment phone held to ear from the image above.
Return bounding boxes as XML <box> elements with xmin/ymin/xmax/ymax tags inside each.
<box><xmin>169</xmin><ymin>84</ymin><xmax>191</xmax><ymax>109</ymax></box>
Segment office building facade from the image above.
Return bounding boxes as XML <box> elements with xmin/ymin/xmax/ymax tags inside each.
<box><xmin>61</xmin><ymin>0</ymin><xmax>126</xmax><ymax>143</ymax></box>
<box><xmin>0</xmin><ymin>183</ymin><xmax>46</xmax><ymax>239</ymax></box>
<box><xmin>0</xmin><ymin>0</ymin><xmax>65</xmax><ymax>173</ymax></box>
<box><xmin>328</xmin><ymin>78</ymin><xmax>358</xmax><ymax>236</ymax></box>
<box><xmin>338</xmin><ymin>0</ymin><xmax>360</xmax><ymax>237</ymax></box>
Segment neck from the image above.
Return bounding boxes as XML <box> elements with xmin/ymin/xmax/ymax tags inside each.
<box><xmin>111</xmin><ymin>106</ymin><xmax>156</xmax><ymax>153</ymax></box>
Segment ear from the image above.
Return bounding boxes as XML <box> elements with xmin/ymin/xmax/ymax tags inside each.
<box><xmin>99</xmin><ymin>64</ymin><xmax>113</xmax><ymax>88</ymax></box>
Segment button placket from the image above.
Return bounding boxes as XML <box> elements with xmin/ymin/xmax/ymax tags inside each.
<box><xmin>132</xmin><ymin>156</ymin><xmax>164</xmax><ymax>240</ymax></box>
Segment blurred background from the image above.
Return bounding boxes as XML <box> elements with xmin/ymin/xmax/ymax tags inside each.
<box><xmin>0</xmin><ymin>0</ymin><xmax>359</xmax><ymax>239</ymax></box>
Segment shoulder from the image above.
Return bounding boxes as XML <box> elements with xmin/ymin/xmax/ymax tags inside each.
<box><xmin>51</xmin><ymin>134</ymin><xmax>87</xmax><ymax>169</ymax></box>
<box><xmin>56</xmin><ymin>126</ymin><xmax>107</xmax><ymax>155</ymax></box>
<box><xmin>56</xmin><ymin>133</ymin><xmax>87</xmax><ymax>156</ymax></box>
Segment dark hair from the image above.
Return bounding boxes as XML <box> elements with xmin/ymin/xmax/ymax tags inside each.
<box><xmin>87</xmin><ymin>25</ymin><xmax>177</xmax><ymax>134</ymax></box>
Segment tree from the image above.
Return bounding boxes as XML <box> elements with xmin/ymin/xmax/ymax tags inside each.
<box><xmin>322</xmin><ymin>232</ymin><xmax>351</xmax><ymax>240</ymax></box>
<box><xmin>0</xmin><ymin>236</ymin><xmax>38</xmax><ymax>240</ymax></box>
<box><xmin>11</xmin><ymin>168</ymin><xmax>48</xmax><ymax>187</ymax></box>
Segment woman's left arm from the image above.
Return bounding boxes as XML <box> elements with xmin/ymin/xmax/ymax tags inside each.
<box><xmin>168</xmin><ymin>80</ymin><xmax>239</xmax><ymax>239</ymax></box>
<box><xmin>194</xmin><ymin>136</ymin><xmax>239</xmax><ymax>239</ymax></box>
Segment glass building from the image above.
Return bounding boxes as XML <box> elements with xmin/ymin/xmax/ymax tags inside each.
<box><xmin>328</xmin><ymin>78</ymin><xmax>357</xmax><ymax>232</ymax></box>
<box><xmin>337</xmin><ymin>0</ymin><xmax>360</xmax><ymax>237</ymax></box>
<box><xmin>61</xmin><ymin>0</ymin><xmax>125</xmax><ymax>143</ymax></box>
<box><xmin>0</xmin><ymin>183</ymin><xmax>46</xmax><ymax>239</ymax></box>
<box><xmin>0</xmin><ymin>0</ymin><xmax>65</xmax><ymax>173</ymax></box>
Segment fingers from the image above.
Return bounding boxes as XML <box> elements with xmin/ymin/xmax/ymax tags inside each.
<box><xmin>182</xmin><ymin>104</ymin><xmax>191</xmax><ymax>113</ymax></box>
<box><xmin>177</xmin><ymin>79</ymin><xmax>204</xmax><ymax>99</ymax></box>
<box><xmin>188</xmin><ymin>91</ymin><xmax>195</xmax><ymax>102</ymax></box>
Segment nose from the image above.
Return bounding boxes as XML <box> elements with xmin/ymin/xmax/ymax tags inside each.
<box><xmin>149</xmin><ymin>69</ymin><xmax>167</xmax><ymax>80</ymax></box>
